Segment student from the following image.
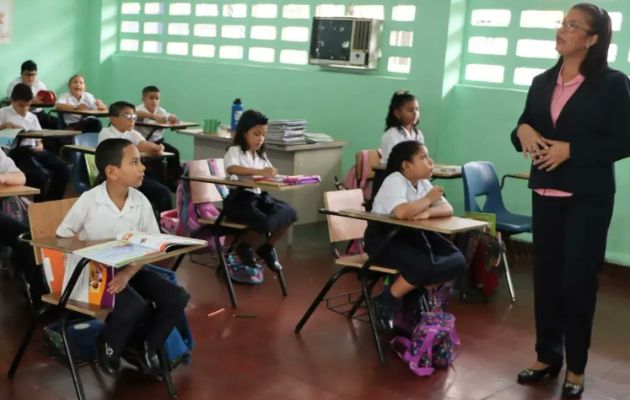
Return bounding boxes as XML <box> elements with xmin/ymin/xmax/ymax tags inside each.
<box><xmin>5</xmin><ymin>60</ymin><xmax>58</xmax><ymax>129</ymax></box>
<box><xmin>56</xmin><ymin>138</ymin><xmax>190</xmax><ymax>376</ymax></box>
<box><xmin>223</xmin><ymin>109</ymin><xmax>297</xmax><ymax>273</ymax></box>
<box><xmin>0</xmin><ymin>148</ymin><xmax>48</xmax><ymax>301</ymax></box>
<box><xmin>0</xmin><ymin>83</ymin><xmax>69</xmax><ymax>201</ymax></box>
<box><xmin>98</xmin><ymin>101</ymin><xmax>172</xmax><ymax>215</ymax></box>
<box><xmin>136</xmin><ymin>85</ymin><xmax>182</xmax><ymax>191</ymax></box>
<box><xmin>54</xmin><ymin>74</ymin><xmax>106</xmax><ymax>132</ymax></box>
<box><xmin>366</xmin><ymin>140</ymin><xmax>465</xmax><ymax>332</ymax></box>
<box><xmin>379</xmin><ymin>90</ymin><xmax>424</xmax><ymax>165</ymax></box>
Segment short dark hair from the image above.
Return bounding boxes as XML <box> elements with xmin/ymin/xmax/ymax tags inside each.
<box><xmin>233</xmin><ymin>109</ymin><xmax>269</xmax><ymax>157</ymax></box>
<box><xmin>142</xmin><ymin>85</ymin><xmax>160</xmax><ymax>96</ymax></box>
<box><xmin>95</xmin><ymin>138</ymin><xmax>134</xmax><ymax>184</ymax></box>
<box><xmin>556</xmin><ymin>3</ymin><xmax>612</xmax><ymax>77</ymax></box>
<box><xmin>385</xmin><ymin>90</ymin><xmax>418</xmax><ymax>131</ymax></box>
<box><xmin>21</xmin><ymin>60</ymin><xmax>37</xmax><ymax>73</ymax></box>
<box><xmin>109</xmin><ymin>101</ymin><xmax>136</xmax><ymax>117</ymax></box>
<box><xmin>385</xmin><ymin>140</ymin><xmax>424</xmax><ymax>176</ymax></box>
<box><xmin>10</xmin><ymin>83</ymin><xmax>34</xmax><ymax>102</ymax></box>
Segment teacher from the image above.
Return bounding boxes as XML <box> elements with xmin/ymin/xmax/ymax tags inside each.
<box><xmin>511</xmin><ymin>3</ymin><xmax>630</xmax><ymax>398</ymax></box>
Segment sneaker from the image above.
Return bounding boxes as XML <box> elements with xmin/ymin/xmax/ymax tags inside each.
<box><xmin>235</xmin><ymin>243</ymin><xmax>256</xmax><ymax>266</ymax></box>
<box><xmin>228</xmin><ymin>262</ymin><xmax>264</xmax><ymax>285</ymax></box>
<box><xmin>371</xmin><ymin>295</ymin><xmax>394</xmax><ymax>334</ymax></box>
<box><xmin>255</xmin><ymin>243</ymin><xmax>283</xmax><ymax>272</ymax></box>
<box><xmin>142</xmin><ymin>340</ymin><xmax>161</xmax><ymax>374</ymax></box>
<box><xmin>96</xmin><ymin>333</ymin><xmax>121</xmax><ymax>376</ymax></box>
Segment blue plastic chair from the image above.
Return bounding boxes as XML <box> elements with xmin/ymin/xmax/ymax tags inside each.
<box><xmin>462</xmin><ymin>161</ymin><xmax>532</xmax><ymax>302</ymax></box>
<box><xmin>68</xmin><ymin>132</ymin><xmax>99</xmax><ymax>194</ymax></box>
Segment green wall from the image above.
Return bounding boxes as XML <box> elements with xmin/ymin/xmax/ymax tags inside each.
<box><xmin>4</xmin><ymin>0</ymin><xmax>630</xmax><ymax>264</ymax></box>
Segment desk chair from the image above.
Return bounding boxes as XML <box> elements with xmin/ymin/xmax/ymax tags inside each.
<box><xmin>294</xmin><ymin>189</ymin><xmax>398</xmax><ymax>361</ymax></box>
<box><xmin>175</xmin><ymin>159</ymin><xmax>288</xmax><ymax>308</ymax></box>
<box><xmin>462</xmin><ymin>161</ymin><xmax>532</xmax><ymax>303</ymax></box>
<box><xmin>67</xmin><ymin>132</ymin><xmax>99</xmax><ymax>194</ymax></box>
<box><xmin>8</xmin><ymin>199</ymin><xmax>180</xmax><ymax>399</ymax></box>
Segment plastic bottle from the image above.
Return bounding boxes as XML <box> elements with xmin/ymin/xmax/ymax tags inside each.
<box><xmin>230</xmin><ymin>98</ymin><xmax>244</xmax><ymax>132</ymax></box>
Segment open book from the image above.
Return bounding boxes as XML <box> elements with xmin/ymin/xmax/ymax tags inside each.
<box><xmin>73</xmin><ymin>231</ymin><xmax>207</xmax><ymax>268</ymax></box>
<box><xmin>253</xmin><ymin>174</ymin><xmax>321</xmax><ymax>186</ymax></box>
<box><xmin>0</xmin><ymin>128</ymin><xmax>22</xmax><ymax>146</ymax></box>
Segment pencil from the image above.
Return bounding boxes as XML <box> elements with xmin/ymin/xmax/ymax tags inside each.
<box><xmin>207</xmin><ymin>308</ymin><xmax>225</xmax><ymax>318</ymax></box>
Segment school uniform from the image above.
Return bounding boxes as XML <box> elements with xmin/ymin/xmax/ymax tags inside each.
<box><xmin>98</xmin><ymin>126</ymin><xmax>172</xmax><ymax>214</ymax></box>
<box><xmin>6</xmin><ymin>78</ymin><xmax>58</xmax><ymax>129</ymax></box>
<box><xmin>56</xmin><ymin>182</ymin><xmax>190</xmax><ymax>353</ymax></box>
<box><xmin>379</xmin><ymin>126</ymin><xmax>425</xmax><ymax>165</ymax></box>
<box><xmin>0</xmin><ymin>150</ymin><xmax>48</xmax><ymax>299</ymax></box>
<box><xmin>135</xmin><ymin>104</ymin><xmax>182</xmax><ymax>189</ymax></box>
<box><xmin>364</xmin><ymin>172</ymin><xmax>464</xmax><ymax>286</ymax></box>
<box><xmin>55</xmin><ymin>92</ymin><xmax>103</xmax><ymax>132</ymax></box>
<box><xmin>0</xmin><ymin>106</ymin><xmax>69</xmax><ymax>201</ymax></box>
<box><xmin>222</xmin><ymin>145</ymin><xmax>297</xmax><ymax>232</ymax></box>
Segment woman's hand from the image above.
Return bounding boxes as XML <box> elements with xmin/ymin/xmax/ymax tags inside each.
<box><xmin>533</xmin><ymin>139</ymin><xmax>570</xmax><ymax>171</ymax></box>
<box><xmin>107</xmin><ymin>270</ymin><xmax>131</xmax><ymax>294</ymax></box>
<box><xmin>517</xmin><ymin>124</ymin><xmax>548</xmax><ymax>160</ymax></box>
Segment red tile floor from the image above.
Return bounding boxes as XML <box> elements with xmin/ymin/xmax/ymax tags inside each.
<box><xmin>1</xmin><ymin>222</ymin><xmax>629</xmax><ymax>399</ymax></box>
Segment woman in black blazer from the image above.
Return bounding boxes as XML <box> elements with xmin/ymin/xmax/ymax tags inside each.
<box><xmin>511</xmin><ymin>3</ymin><xmax>630</xmax><ymax>398</ymax></box>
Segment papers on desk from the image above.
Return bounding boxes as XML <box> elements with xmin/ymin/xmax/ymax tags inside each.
<box><xmin>432</xmin><ymin>164</ymin><xmax>462</xmax><ymax>174</ymax></box>
<box><xmin>253</xmin><ymin>174</ymin><xmax>321</xmax><ymax>186</ymax></box>
<box><xmin>304</xmin><ymin>132</ymin><xmax>333</xmax><ymax>144</ymax></box>
<box><xmin>266</xmin><ymin>119</ymin><xmax>307</xmax><ymax>145</ymax></box>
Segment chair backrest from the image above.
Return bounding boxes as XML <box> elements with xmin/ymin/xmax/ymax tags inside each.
<box><xmin>355</xmin><ymin>149</ymin><xmax>382</xmax><ymax>181</ymax></box>
<box><xmin>70</xmin><ymin>133</ymin><xmax>100</xmax><ymax>194</ymax></box>
<box><xmin>85</xmin><ymin>154</ymin><xmax>98</xmax><ymax>187</ymax></box>
<box><xmin>323</xmin><ymin>189</ymin><xmax>367</xmax><ymax>243</ymax></box>
<box><xmin>74</xmin><ymin>132</ymin><xmax>99</xmax><ymax>147</ymax></box>
<box><xmin>462</xmin><ymin>161</ymin><xmax>507</xmax><ymax>214</ymax></box>
<box><xmin>28</xmin><ymin>198</ymin><xmax>77</xmax><ymax>264</ymax></box>
<box><xmin>188</xmin><ymin>158</ymin><xmax>225</xmax><ymax>203</ymax></box>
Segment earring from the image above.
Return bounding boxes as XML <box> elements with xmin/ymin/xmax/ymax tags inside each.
<box><xmin>585</xmin><ymin>44</ymin><xmax>590</xmax><ymax>49</ymax></box>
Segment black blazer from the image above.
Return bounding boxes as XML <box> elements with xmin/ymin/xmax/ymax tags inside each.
<box><xmin>511</xmin><ymin>64</ymin><xmax>630</xmax><ymax>195</ymax></box>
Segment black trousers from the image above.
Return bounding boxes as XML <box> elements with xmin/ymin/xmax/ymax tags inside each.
<box><xmin>104</xmin><ymin>268</ymin><xmax>190</xmax><ymax>353</ymax></box>
<box><xmin>10</xmin><ymin>147</ymin><xmax>70</xmax><ymax>201</ymax></box>
<box><xmin>139</xmin><ymin>176</ymin><xmax>172</xmax><ymax>216</ymax></box>
<box><xmin>0</xmin><ymin>213</ymin><xmax>48</xmax><ymax>300</ymax></box>
<box><xmin>156</xmin><ymin>140</ymin><xmax>182</xmax><ymax>191</ymax></box>
<box><xmin>532</xmin><ymin>192</ymin><xmax>613</xmax><ymax>374</ymax></box>
<box><xmin>33</xmin><ymin>110</ymin><xmax>58</xmax><ymax>130</ymax></box>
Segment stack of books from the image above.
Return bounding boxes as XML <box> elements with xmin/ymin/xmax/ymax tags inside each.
<box><xmin>304</xmin><ymin>132</ymin><xmax>333</xmax><ymax>144</ymax></box>
<box><xmin>266</xmin><ymin>120</ymin><xmax>307</xmax><ymax>145</ymax></box>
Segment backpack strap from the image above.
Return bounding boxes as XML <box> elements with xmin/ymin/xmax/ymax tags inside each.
<box><xmin>358</xmin><ymin>150</ymin><xmax>370</xmax><ymax>189</ymax></box>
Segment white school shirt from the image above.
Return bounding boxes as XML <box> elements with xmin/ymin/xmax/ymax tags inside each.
<box><xmin>56</xmin><ymin>92</ymin><xmax>98</xmax><ymax>125</ymax></box>
<box><xmin>0</xmin><ymin>105</ymin><xmax>41</xmax><ymax>148</ymax></box>
<box><xmin>224</xmin><ymin>145</ymin><xmax>273</xmax><ymax>193</ymax></box>
<box><xmin>56</xmin><ymin>181</ymin><xmax>159</xmax><ymax>241</ymax></box>
<box><xmin>371</xmin><ymin>171</ymin><xmax>446</xmax><ymax>215</ymax></box>
<box><xmin>0</xmin><ymin>148</ymin><xmax>20</xmax><ymax>173</ymax></box>
<box><xmin>6</xmin><ymin>77</ymin><xmax>48</xmax><ymax>113</ymax></box>
<box><xmin>379</xmin><ymin>126</ymin><xmax>425</xmax><ymax>165</ymax></box>
<box><xmin>136</xmin><ymin>104</ymin><xmax>170</xmax><ymax>142</ymax></box>
<box><xmin>98</xmin><ymin>125</ymin><xmax>146</xmax><ymax>146</ymax></box>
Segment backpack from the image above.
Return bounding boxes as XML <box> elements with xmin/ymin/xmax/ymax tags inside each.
<box><xmin>454</xmin><ymin>230</ymin><xmax>505</xmax><ymax>301</ymax></box>
<box><xmin>391</xmin><ymin>311</ymin><xmax>460</xmax><ymax>377</ymax></box>
<box><xmin>341</xmin><ymin>150</ymin><xmax>381</xmax><ymax>201</ymax></box>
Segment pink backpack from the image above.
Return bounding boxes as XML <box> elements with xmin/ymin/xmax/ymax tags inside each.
<box><xmin>342</xmin><ymin>150</ymin><xmax>381</xmax><ymax>201</ymax></box>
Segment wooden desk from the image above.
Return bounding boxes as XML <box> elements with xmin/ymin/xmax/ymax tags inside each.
<box><xmin>176</xmin><ymin>128</ymin><xmax>347</xmax><ymax>224</ymax></box>
<box><xmin>63</xmin><ymin>144</ymin><xmax>175</xmax><ymax>158</ymax></box>
<box><xmin>18</xmin><ymin>129</ymin><xmax>81</xmax><ymax>139</ymax></box>
<box><xmin>135</xmin><ymin>120</ymin><xmax>198</xmax><ymax>141</ymax></box>
<box><xmin>500</xmin><ymin>172</ymin><xmax>530</xmax><ymax>189</ymax></box>
<box><xmin>0</xmin><ymin>185</ymin><xmax>40</xmax><ymax>197</ymax></box>
<box><xmin>187</xmin><ymin>175</ymin><xmax>318</xmax><ymax>192</ymax></box>
<box><xmin>54</xmin><ymin>109</ymin><xmax>109</xmax><ymax>117</ymax></box>
<box><xmin>372</xmin><ymin>163</ymin><xmax>462</xmax><ymax>179</ymax></box>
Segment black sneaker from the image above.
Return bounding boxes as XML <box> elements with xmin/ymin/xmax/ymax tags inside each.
<box><xmin>96</xmin><ymin>333</ymin><xmax>121</xmax><ymax>376</ymax></box>
<box><xmin>256</xmin><ymin>243</ymin><xmax>283</xmax><ymax>272</ymax></box>
<box><xmin>235</xmin><ymin>242</ymin><xmax>256</xmax><ymax>266</ymax></box>
<box><xmin>372</xmin><ymin>295</ymin><xmax>394</xmax><ymax>334</ymax></box>
<box><xmin>142</xmin><ymin>340</ymin><xmax>161</xmax><ymax>374</ymax></box>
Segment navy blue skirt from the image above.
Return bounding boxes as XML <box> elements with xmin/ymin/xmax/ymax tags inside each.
<box><xmin>223</xmin><ymin>190</ymin><xmax>297</xmax><ymax>233</ymax></box>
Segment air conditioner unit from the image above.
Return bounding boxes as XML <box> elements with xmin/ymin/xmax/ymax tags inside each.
<box><xmin>309</xmin><ymin>17</ymin><xmax>382</xmax><ymax>69</ymax></box>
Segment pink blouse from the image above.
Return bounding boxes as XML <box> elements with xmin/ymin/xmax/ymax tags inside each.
<box><xmin>534</xmin><ymin>67</ymin><xmax>584</xmax><ymax>197</ymax></box>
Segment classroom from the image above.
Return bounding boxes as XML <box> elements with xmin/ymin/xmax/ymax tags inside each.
<box><xmin>0</xmin><ymin>0</ymin><xmax>629</xmax><ymax>399</ymax></box>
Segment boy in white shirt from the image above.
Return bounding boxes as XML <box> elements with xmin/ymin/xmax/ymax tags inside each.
<box><xmin>136</xmin><ymin>85</ymin><xmax>182</xmax><ymax>191</ymax></box>
<box><xmin>98</xmin><ymin>101</ymin><xmax>171</xmax><ymax>215</ymax></box>
<box><xmin>0</xmin><ymin>83</ymin><xmax>69</xmax><ymax>201</ymax></box>
<box><xmin>5</xmin><ymin>60</ymin><xmax>58</xmax><ymax>129</ymax></box>
<box><xmin>57</xmin><ymin>138</ymin><xmax>190</xmax><ymax>376</ymax></box>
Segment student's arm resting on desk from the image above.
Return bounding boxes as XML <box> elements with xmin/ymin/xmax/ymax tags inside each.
<box><xmin>137</xmin><ymin>139</ymin><xmax>164</xmax><ymax>155</ymax></box>
<box><xmin>391</xmin><ymin>186</ymin><xmax>448</xmax><ymax>220</ymax></box>
<box><xmin>0</xmin><ymin>171</ymin><xmax>26</xmax><ymax>186</ymax></box>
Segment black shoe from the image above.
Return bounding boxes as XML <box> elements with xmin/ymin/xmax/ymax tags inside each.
<box><xmin>371</xmin><ymin>295</ymin><xmax>394</xmax><ymax>335</ymax></box>
<box><xmin>562</xmin><ymin>375</ymin><xmax>584</xmax><ymax>398</ymax></box>
<box><xmin>142</xmin><ymin>341</ymin><xmax>161</xmax><ymax>374</ymax></box>
<box><xmin>256</xmin><ymin>243</ymin><xmax>282</xmax><ymax>272</ymax></box>
<box><xmin>96</xmin><ymin>334</ymin><xmax>121</xmax><ymax>376</ymax></box>
<box><xmin>235</xmin><ymin>243</ymin><xmax>256</xmax><ymax>266</ymax></box>
<box><xmin>517</xmin><ymin>363</ymin><xmax>562</xmax><ymax>384</ymax></box>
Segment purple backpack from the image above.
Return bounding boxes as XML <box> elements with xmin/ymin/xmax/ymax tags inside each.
<box><xmin>391</xmin><ymin>311</ymin><xmax>460</xmax><ymax>377</ymax></box>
